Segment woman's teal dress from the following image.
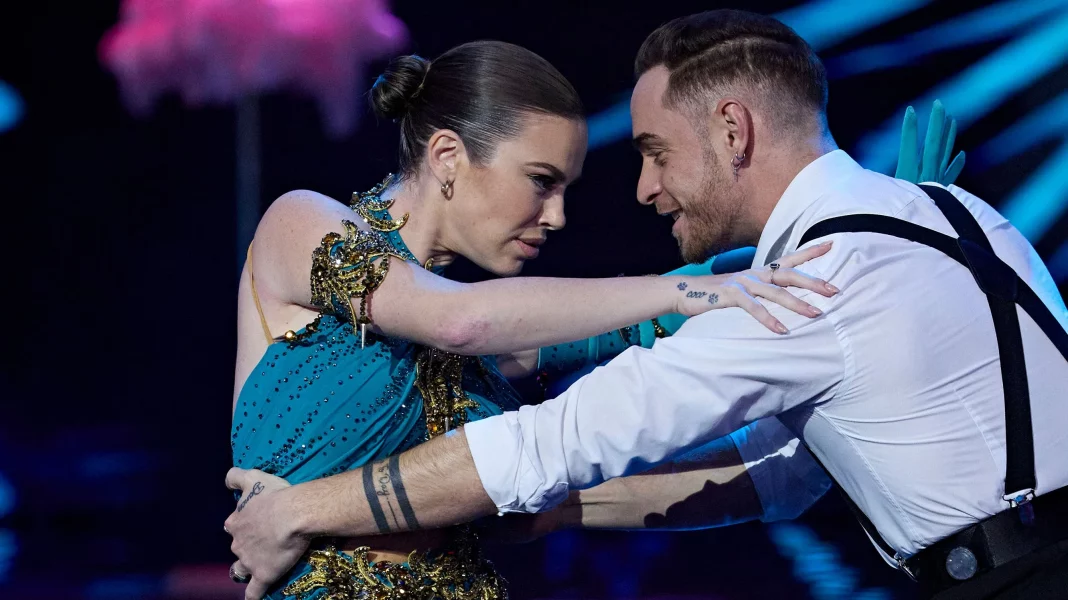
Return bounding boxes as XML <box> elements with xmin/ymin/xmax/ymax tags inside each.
<box><xmin>232</xmin><ymin>177</ymin><xmax>522</xmax><ymax>599</ymax></box>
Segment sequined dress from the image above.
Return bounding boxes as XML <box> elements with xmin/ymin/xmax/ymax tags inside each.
<box><xmin>232</xmin><ymin>177</ymin><xmax>522</xmax><ymax>599</ymax></box>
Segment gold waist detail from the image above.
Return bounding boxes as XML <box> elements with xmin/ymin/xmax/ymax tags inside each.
<box><xmin>281</xmin><ymin>529</ymin><xmax>507</xmax><ymax>600</ymax></box>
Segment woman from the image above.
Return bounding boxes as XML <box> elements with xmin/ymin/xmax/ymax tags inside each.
<box><xmin>232</xmin><ymin>40</ymin><xmax>838</xmax><ymax>599</ymax></box>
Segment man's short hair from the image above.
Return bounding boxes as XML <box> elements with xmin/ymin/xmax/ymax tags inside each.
<box><xmin>635</xmin><ymin>10</ymin><xmax>829</xmax><ymax>131</ymax></box>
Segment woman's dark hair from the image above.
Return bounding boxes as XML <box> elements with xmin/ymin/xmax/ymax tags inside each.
<box><xmin>370</xmin><ymin>41</ymin><xmax>584</xmax><ymax>178</ymax></box>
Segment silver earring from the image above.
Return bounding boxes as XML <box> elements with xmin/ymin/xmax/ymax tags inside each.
<box><xmin>731</xmin><ymin>151</ymin><xmax>746</xmax><ymax>179</ymax></box>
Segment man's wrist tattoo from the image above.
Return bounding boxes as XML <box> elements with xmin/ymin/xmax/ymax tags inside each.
<box><xmin>360</xmin><ymin>457</ymin><xmax>421</xmax><ymax>534</ymax></box>
<box><xmin>237</xmin><ymin>482</ymin><xmax>264</xmax><ymax>512</ymax></box>
<box><xmin>388</xmin><ymin>455</ymin><xmax>420</xmax><ymax>530</ymax></box>
<box><xmin>362</xmin><ymin>464</ymin><xmax>391</xmax><ymax>533</ymax></box>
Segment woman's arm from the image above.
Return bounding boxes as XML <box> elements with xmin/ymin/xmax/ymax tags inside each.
<box><xmin>495</xmin><ymin>248</ymin><xmax>758</xmax><ymax>380</ymax></box>
<box><xmin>250</xmin><ymin>190</ymin><xmax>836</xmax><ymax>356</ymax></box>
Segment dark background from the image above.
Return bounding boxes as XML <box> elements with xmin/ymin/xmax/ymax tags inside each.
<box><xmin>3</xmin><ymin>0</ymin><xmax>1067</xmax><ymax>598</ymax></box>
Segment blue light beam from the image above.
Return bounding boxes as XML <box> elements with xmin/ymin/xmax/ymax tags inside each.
<box><xmin>854</xmin><ymin>9</ymin><xmax>1068</xmax><ymax>175</ymax></box>
<box><xmin>588</xmin><ymin>0</ymin><xmax>933</xmax><ymax>149</ymax></box>
<box><xmin>973</xmin><ymin>91</ymin><xmax>1068</xmax><ymax>167</ymax></box>
<box><xmin>1049</xmin><ymin>236</ymin><xmax>1068</xmax><ymax>282</ymax></box>
<box><xmin>999</xmin><ymin>137</ymin><xmax>1068</xmax><ymax>242</ymax></box>
<box><xmin>827</xmin><ymin>0</ymin><xmax>1068</xmax><ymax>77</ymax></box>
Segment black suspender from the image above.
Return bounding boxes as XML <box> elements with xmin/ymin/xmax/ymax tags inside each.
<box><xmin>795</xmin><ymin>184</ymin><xmax>1068</xmax><ymax>568</ymax></box>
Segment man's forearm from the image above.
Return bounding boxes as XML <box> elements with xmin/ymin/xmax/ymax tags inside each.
<box><xmin>290</xmin><ymin>429</ymin><xmax>497</xmax><ymax>537</ymax></box>
<box><xmin>549</xmin><ymin>437</ymin><xmax>763</xmax><ymax>531</ymax></box>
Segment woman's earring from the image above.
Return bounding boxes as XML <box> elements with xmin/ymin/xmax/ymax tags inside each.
<box><xmin>440</xmin><ymin>179</ymin><xmax>454</xmax><ymax>199</ymax></box>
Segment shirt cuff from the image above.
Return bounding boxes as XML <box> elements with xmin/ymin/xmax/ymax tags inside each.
<box><xmin>464</xmin><ymin>409</ymin><xmax>570</xmax><ymax>514</ymax></box>
<box><xmin>729</xmin><ymin>419</ymin><xmax>831</xmax><ymax>522</ymax></box>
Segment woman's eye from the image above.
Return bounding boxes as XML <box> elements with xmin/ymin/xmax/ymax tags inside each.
<box><xmin>530</xmin><ymin>174</ymin><xmax>556</xmax><ymax>192</ymax></box>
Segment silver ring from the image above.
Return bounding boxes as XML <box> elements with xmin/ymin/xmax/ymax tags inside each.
<box><xmin>768</xmin><ymin>262</ymin><xmax>780</xmax><ymax>284</ymax></box>
<box><xmin>230</xmin><ymin>564</ymin><xmax>251</xmax><ymax>584</ymax></box>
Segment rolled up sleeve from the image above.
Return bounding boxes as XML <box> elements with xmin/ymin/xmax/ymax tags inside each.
<box><xmin>466</xmin><ymin>301</ymin><xmax>846</xmax><ymax>514</ymax></box>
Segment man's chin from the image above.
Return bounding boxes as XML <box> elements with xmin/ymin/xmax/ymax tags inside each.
<box><xmin>679</xmin><ymin>236</ymin><xmax>728</xmax><ymax>264</ymax></box>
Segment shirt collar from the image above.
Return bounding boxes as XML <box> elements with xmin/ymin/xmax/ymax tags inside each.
<box><xmin>752</xmin><ymin>149</ymin><xmax>864</xmax><ymax>267</ymax></box>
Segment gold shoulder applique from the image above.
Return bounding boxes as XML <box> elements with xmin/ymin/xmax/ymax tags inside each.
<box><xmin>350</xmin><ymin>174</ymin><xmax>410</xmax><ymax>232</ymax></box>
<box><xmin>310</xmin><ymin>220</ymin><xmax>409</xmax><ymax>329</ymax></box>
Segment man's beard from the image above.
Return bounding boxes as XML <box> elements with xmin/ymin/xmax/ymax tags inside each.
<box><xmin>678</xmin><ymin>155</ymin><xmax>739</xmax><ymax>263</ymax></box>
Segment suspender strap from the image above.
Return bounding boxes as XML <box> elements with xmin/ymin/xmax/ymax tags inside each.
<box><xmin>919</xmin><ymin>185</ymin><xmax>1032</xmax><ymax>498</ymax></box>
<box><xmin>795</xmin><ymin>186</ymin><xmax>1068</xmax><ymax>567</ymax></box>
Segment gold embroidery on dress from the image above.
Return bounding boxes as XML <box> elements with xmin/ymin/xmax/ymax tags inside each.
<box><xmin>285</xmin><ymin>221</ymin><xmax>408</xmax><ymax>344</ymax></box>
<box><xmin>311</xmin><ymin>220</ymin><xmax>408</xmax><ymax>326</ymax></box>
<box><xmin>282</xmin><ymin>529</ymin><xmax>507</xmax><ymax>600</ymax></box>
<box><xmin>350</xmin><ymin>174</ymin><xmax>410</xmax><ymax>233</ymax></box>
<box><xmin>414</xmin><ymin>349</ymin><xmax>480</xmax><ymax>439</ymax></box>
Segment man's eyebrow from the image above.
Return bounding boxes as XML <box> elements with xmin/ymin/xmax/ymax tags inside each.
<box><xmin>632</xmin><ymin>132</ymin><xmax>664</xmax><ymax>152</ymax></box>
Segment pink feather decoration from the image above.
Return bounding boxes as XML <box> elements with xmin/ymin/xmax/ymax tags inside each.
<box><xmin>100</xmin><ymin>0</ymin><xmax>408</xmax><ymax>136</ymax></box>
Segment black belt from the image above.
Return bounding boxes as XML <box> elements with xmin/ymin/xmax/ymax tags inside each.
<box><xmin>905</xmin><ymin>485</ymin><xmax>1068</xmax><ymax>591</ymax></box>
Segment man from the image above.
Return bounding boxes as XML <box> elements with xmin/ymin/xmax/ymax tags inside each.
<box><xmin>226</xmin><ymin>10</ymin><xmax>1068</xmax><ymax>599</ymax></box>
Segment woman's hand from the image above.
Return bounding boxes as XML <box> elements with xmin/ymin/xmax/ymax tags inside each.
<box><xmin>672</xmin><ymin>241</ymin><xmax>839</xmax><ymax>333</ymax></box>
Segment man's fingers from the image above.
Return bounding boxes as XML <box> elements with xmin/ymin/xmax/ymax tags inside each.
<box><xmin>245</xmin><ymin>577</ymin><xmax>270</xmax><ymax>600</ymax></box>
<box><xmin>226</xmin><ymin>467</ymin><xmax>252</xmax><ymax>492</ymax></box>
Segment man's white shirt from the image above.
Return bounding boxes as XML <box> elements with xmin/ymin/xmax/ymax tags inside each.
<box><xmin>466</xmin><ymin>150</ymin><xmax>1068</xmax><ymax>559</ymax></box>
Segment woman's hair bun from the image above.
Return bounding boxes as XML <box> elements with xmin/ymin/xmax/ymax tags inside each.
<box><xmin>370</xmin><ymin>54</ymin><xmax>431</xmax><ymax>120</ymax></box>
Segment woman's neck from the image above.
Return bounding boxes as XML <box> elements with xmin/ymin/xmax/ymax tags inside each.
<box><xmin>382</xmin><ymin>175</ymin><xmax>457</xmax><ymax>269</ymax></box>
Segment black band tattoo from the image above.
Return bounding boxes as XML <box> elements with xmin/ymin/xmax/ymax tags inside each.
<box><xmin>686</xmin><ymin>290</ymin><xmax>707</xmax><ymax>299</ymax></box>
<box><xmin>677</xmin><ymin>282</ymin><xmax>688</xmax><ymax>291</ymax></box>
<box><xmin>388</xmin><ymin>455</ymin><xmax>420</xmax><ymax>530</ymax></box>
<box><xmin>362</xmin><ymin>464</ymin><xmax>391</xmax><ymax>533</ymax></box>
<box><xmin>708</xmin><ymin>293</ymin><xmax>719</xmax><ymax>305</ymax></box>
<box><xmin>237</xmin><ymin>482</ymin><xmax>264</xmax><ymax>512</ymax></box>
<box><xmin>375</xmin><ymin>461</ymin><xmax>401</xmax><ymax>529</ymax></box>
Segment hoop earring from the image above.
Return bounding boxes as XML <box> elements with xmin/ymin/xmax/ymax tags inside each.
<box><xmin>731</xmin><ymin>151</ymin><xmax>746</xmax><ymax>180</ymax></box>
<box><xmin>440</xmin><ymin>178</ymin><xmax>453</xmax><ymax>199</ymax></box>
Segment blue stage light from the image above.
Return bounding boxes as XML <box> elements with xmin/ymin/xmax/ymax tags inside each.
<box><xmin>0</xmin><ymin>81</ymin><xmax>22</xmax><ymax>133</ymax></box>
<box><xmin>827</xmin><ymin>0</ymin><xmax>1067</xmax><ymax>77</ymax></box>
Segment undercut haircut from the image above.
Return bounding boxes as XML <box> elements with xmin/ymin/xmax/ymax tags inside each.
<box><xmin>635</xmin><ymin>10</ymin><xmax>829</xmax><ymax>132</ymax></box>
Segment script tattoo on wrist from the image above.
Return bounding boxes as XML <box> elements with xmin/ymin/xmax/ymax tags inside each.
<box><xmin>686</xmin><ymin>291</ymin><xmax>707</xmax><ymax>299</ymax></box>
<box><xmin>237</xmin><ymin>482</ymin><xmax>264</xmax><ymax>512</ymax></box>
<box><xmin>361</xmin><ymin>457</ymin><xmax>421</xmax><ymax>533</ymax></box>
<box><xmin>362</xmin><ymin>463</ymin><xmax>391</xmax><ymax>533</ymax></box>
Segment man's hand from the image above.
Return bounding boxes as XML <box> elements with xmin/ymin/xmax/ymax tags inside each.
<box><xmin>224</xmin><ymin>468</ymin><xmax>307</xmax><ymax>600</ymax></box>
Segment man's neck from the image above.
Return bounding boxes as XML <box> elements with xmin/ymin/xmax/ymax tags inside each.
<box><xmin>741</xmin><ymin>134</ymin><xmax>838</xmax><ymax>244</ymax></box>
<box><xmin>382</xmin><ymin>176</ymin><xmax>457</xmax><ymax>269</ymax></box>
